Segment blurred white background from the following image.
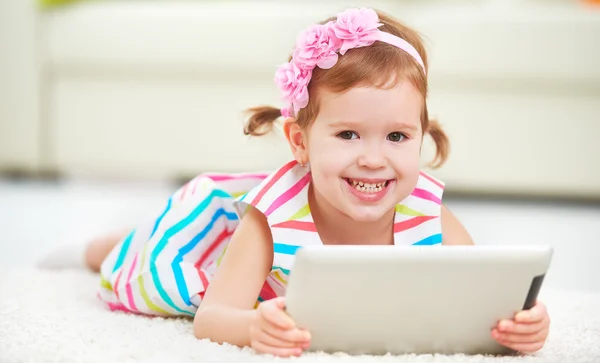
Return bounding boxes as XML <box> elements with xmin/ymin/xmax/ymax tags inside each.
<box><xmin>1</xmin><ymin>0</ymin><xmax>599</xmax><ymax>292</ymax></box>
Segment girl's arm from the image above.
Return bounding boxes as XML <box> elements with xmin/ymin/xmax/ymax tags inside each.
<box><xmin>441</xmin><ymin>205</ymin><xmax>475</xmax><ymax>246</ymax></box>
<box><xmin>193</xmin><ymin>205</ymin><xmax>274</xmax><ymax>347</ymax></box>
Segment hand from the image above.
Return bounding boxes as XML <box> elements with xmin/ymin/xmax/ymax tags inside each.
<box><xmin>492</xmin><ymin>300</ymin><xmax>550</xmax><ymax>353</ymax></box>
<box><xmin>249</xmin><ymin>297</ymin><xmax>311</xmax><ymax>357</ymax></box>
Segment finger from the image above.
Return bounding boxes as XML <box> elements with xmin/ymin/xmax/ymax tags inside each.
<box><xmin>492</xmin><ymin>327</ymin><xmax>548</xmax><ymax>344</ymax></box>
<box><xmin>251</xmin><ymin>325</ymin><xmax>308</xmax><ymax>349</ymax></box>
<box><xmin>259</xmin><ymin>318</ymin><xmax>311</xmax><ymax>344</ymax></box>
<box><xmin>515</xmin><ymin>302</ymin><xmax>547</xmax><ymax>323</ymax></box>
<box><xmin>251</xmin><ymin>339</ymin><xmax>303</xmax><ymax>357</ymax></box>
<box><xmin>259</xmin><ymin>301</ymin><xmax>296</xmax><ymax>330</ymax></box>
<box><xmin>497</xmin><ymin>319</ymin><xmax>548</xmax><ymax>334</ymax></box>
<box><xmin>495</xmin><ymin>340</ymin><xmax>545</xmax><ymax>354</ymax></box>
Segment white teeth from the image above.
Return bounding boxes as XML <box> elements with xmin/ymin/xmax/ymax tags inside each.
<box><xmin>347</xmin><ymin>179</ymin><xmax>388</xmax><ymax>193</ymax></box>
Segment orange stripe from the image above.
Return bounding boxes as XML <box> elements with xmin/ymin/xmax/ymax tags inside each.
<box><xmin>113</xmin><ymin>268</ymin><xmax>125</xmax><ymax>301</ymax></box>
<box><xmin>250</xmin><ymin>160</ymin><xmax>297</xmax><ymax>207</ymax></box>
<box><xmin>272</xmin><ymin>220</ymin><xmax>317</xmax><ymax>232</ymax></box>
<box><xmin>394</xmin><ymin>215</ymin><xmax>436</xmax><ymax>233</ymax></box>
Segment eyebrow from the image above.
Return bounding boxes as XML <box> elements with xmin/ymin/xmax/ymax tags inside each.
<box><xmin>327</xmin><ymin>119</ymin><xmax>419</xmax><ymax>131</ymax></box>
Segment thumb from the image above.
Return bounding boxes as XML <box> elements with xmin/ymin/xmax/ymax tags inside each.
<box><xmin>273</xmin><ymin>296</ymin><xmax>286</xmax><ymax>310</ymax></box>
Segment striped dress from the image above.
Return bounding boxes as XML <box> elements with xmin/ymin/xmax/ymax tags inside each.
<box><xmin>97</xmin><ymin>160</ymin><xmax>445</xmax><ymax>317</ymax></box>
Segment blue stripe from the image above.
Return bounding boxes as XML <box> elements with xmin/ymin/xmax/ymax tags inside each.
<box><xmin>273</xmin><ymin>243</ymin><xmax>301</xmax><ymax>255</ymax></box>
<box><xmin>413</xmin><ymin>233</ymin><xmax>442</xmax><ymax>246</ymax></box>
<box><xmin>273</xmin><ymin>266</ymin><xmax>290</xmax><ymax>275</ymax></box>
<box><xmin>150</xmin><ymin>197</ymin><xmax>172</xmax><ymax>239</ymax></box>
<box><xmin>149</xmin><ymin>189</ymin><xmax>231</xmax><ymax>316</ymax></box>
<box><xmin>172</xmin><ymin>208</ymin><xmax>238</xmax><ymax>306</ymax></box>
<box><xmin>112</xmin><ymin>231</ymin><xmax>134</xmax><ymax>273</ymax></box>
<box><xmin>238</xmin><ymin>192</ymin><xmax>248</xmax><ymax>201</ymax></box>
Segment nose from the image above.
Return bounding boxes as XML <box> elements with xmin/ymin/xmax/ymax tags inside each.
<box><xmin>357</xmin><ymin>142</ymin><xmax>387</xmax><ymax>169</ymax></box>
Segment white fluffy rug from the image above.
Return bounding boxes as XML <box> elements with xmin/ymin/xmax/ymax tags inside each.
<box><xmin>1</xmin><ymin>267</ymin><xmax>599</xmax><ymax>363</ymax></box>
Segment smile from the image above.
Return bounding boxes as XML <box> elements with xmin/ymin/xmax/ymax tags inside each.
<box><xmin>343</xmin><ymin>178</ymin><xmax>392</xmax><ymax>194</ymax></box>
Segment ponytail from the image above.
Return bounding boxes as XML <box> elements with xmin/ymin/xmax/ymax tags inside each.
<box><xmin>426</xmin><ymin>119</ymin><xmax>450</xmax><ymax>169</ymax></box>
<box><xmin>243</xmin><ymin>106</ymin><xmax>282</xmax><ymax>136</ymax></box>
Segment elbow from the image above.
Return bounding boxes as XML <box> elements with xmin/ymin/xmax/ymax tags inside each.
<box><xmin>193</xmin><ymin>307</ymin><xmax>211</xmax><ymax>340</ymax></box>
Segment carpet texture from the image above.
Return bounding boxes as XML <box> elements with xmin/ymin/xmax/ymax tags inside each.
<box><xmin>0</xmin><ymin>267</ymin><xmax>599</xmax><ymax>363</ymax></box>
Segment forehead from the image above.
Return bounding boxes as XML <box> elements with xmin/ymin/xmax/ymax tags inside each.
<box><xmin>316</xmin><ymin>81</ymin><xmax>423</xmax><ymax>125</ymax></box>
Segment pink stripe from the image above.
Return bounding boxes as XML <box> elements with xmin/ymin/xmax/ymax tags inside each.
<box><xmin>191</xmin><ymin>177</ymin><xmax>199</xmax><ymax>195</ymax></box>
<box><xmin>179</xmin><ymin>182</ymin><xmax>189</xmax><ymax>201</ymax></box>
<box><xmin>125</xmin><ymin>254</ymin><xmax>139</xmax><ymax>312</ymax></box>
<box><xmin>97</xmin><ymin>292</ymin><xmax>139</xmax><ymax>314</ymax></box>
<box><xmin>412</xmin><ymin>188</ymin><xmax>441</xmax><ymax>205</ymax></box>
<box><xmin>420</xmin><ymin>172</ymin><xmax>444</xmax><ymax>189</ymax></box>
<box><xmin>259</xmin><ymin>281</ymin><xmax>278</xmax><ymax>301</ymax></box>
<box><xmin>251</xmin><ymin>160</ymin><xmax>297</xmax><ymax>207</ymax></box>
<box><xmin>264</xmin><ymin>173</ymin><xmax>310</xmax><ymax>217</ymax></box>
<box><xmin>206</xmin><ymin>173</ymin><xmax>270</xmax><ymax>182</ymax></box>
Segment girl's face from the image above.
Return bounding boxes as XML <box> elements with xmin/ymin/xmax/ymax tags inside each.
<box><xmin>289</xmin><ymin>81</ymin><xmax>424</xmax><ymax>223</ymax></box>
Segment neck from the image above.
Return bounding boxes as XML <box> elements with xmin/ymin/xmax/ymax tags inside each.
<box><xmin>308</xmin><ymin>184</ymin><xmax>395</xmax><ymax>246</ymax></box>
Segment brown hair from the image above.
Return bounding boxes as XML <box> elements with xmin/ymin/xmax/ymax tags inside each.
<box><xmin>244</xmin><ymin>9</ymin><xmax>449</xmax><ymax>169</ymax></box>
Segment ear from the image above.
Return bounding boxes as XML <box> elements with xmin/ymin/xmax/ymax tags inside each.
<box><xmin>283</xmin><ymin>117</ymin><xmax>308</xmax><ymax>165</ymax></box>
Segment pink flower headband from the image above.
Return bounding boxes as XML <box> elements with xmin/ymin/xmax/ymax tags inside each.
<box><xmin>274</xmin><ymin>8</ymin><xmax>426</xmax><ymax>118</ymax></box>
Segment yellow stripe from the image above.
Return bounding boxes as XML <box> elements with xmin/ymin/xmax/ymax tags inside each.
<box><xmin>216</xmin><ymin>245</ymin><xmax>228</xmax><ymax>266</ymax></box>
<box><xmin>273</xmin><ymin>270</ymin><xmax>287</xmax><ymax>285</ymax></box>
<box><xmin>289</xmin><ymin>203</ymin><xmax>310</xmax><ymax>220</ymax></box>
<box><xmin>100</xmin><ymin>275</ymin><xmax>112</xmax><ymax>291</ymax></box>
<box><xmin>395</xmin><ymin>204</ymin><xmax>424</xmax><ymax>217</ymax></box>
<box><xmin>137</xmin><ymin>244</ymin><xmax>169</xmax><ymax>315</ymax></box>
<box><xmin>230</xmin><ymin>191</ymin><xmax>246</xmax><ymax>198</ymax></box>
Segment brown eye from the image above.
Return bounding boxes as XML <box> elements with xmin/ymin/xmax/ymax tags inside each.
<box><xmin>387</xmin><ymin>132</ymin><xmax>406</xmax><ymax>142</ymax></box>
<box><xmin>338</xmin><ymin>131</ymin><xmax>358</xmax><ymax>140</ymax></box>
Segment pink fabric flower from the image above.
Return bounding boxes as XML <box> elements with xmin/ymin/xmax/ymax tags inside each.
<box><xmin>274</xmin><ymin>61</ymin><xmax>312</xmax><ymax>113</ymax></box>
<box><xmin>331</xmin><ymin>8</ymin><xmax>383</xmax><ymax>55</ymax></box>
<box><xmin>293</xmin><ymin>22</ymin><xmax>341</xmax><ymax>70</ymax></box>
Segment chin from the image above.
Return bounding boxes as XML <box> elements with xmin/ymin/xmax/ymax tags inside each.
<box><xmin>342</xmin><ymin>205</ymin><xmax>395</xmax><ymax>223</ymax></box>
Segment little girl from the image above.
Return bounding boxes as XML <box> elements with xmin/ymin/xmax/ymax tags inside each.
<box><xmin>85</xmin><ymin>7</ymin><xmax>550</xmax><ymax>357</ymax></box>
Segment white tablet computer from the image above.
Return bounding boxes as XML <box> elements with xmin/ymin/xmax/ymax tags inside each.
<box><xmin>284</xmin><ymin>245</ymin><xmax>553</xmax><ymax>356</ymax></box>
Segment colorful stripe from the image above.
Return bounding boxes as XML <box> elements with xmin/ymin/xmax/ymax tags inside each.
<box><xmin>411</xmin><ymin>188</ymin><xmax>441</xmax><ymax>205</ymax></box>
<box><xmin>206</xmin><ymin>173</ymin><xmax>270</xmax><ymax>182</ymax></box>
<box><xmin>259</xmin><ymin>281</ymin><xmax>278</xmax><ymax>301</ymax></box>
<box><xmin>250</xmin><ymin>160</ymin><xmax>297</xmax><ymax>207</ymax></box>
<box><xmin>273</xmin><ymin>243</ymin><xmax>301</xmax><ymax>255</ymax></box>
<box><xmin>137</xmin><ymin>244</ymin><xmax>169</xmax><ymax>315</ymax></box>
<box><xmin>150</xmin><ymin>189</ymin><xmax>231</xmax><ymax>315</ymax></box>
<box><xmin>125</xmin><ymin>255</ymin><xmax>139</xmax><ymax>312</ymax></box>
<box><xmin>413</xmin><ymin>233</ymin><xmax>442</xmax><ymax>245</ymax></box>
<box><xmin>100</xmin><ymin>275</ymin><xmax>112</xmax><ymax>291</ymax></box>
<box><xmin>395</xmin><ymin>204</ymin><xmax>424</xmax><ymax>217</ymax></box>
<box><xmin>150</xmin><ymin>198</ymin><xmax>172</xmax><ymax>238</ymax></box>
<box><xmin>173</xmin><ymin>209</ymin><xmax>237</xmax><ymax>306</ymax></box>
<box><xmin>113</xmin><ymin>268</ymin><xmax>124</xmax><ymax>302</ymax></box>
<box><xmin>195</xmin><ymin>227</ymin><xmax>235</xmax><ymax>270</ymax></box>
<box><xmin>420</xmin><ymin>171</ymin><xmax>444</xmax><ymax>189</ymax></box>
<box><xmin>289</xmin><ymin>203</ymin><xmax>310</xmax><ymax>220</ymax></box>
<box><xmin>112</xmin><ymin>231</ymin><xmax>134</xmax><ymax>273</ymax></box>
<box><xmin>272</xmin><ymin>220</ymin><xmax>317</xmax><ymax>232</ymax></box>
<box><xmin>273</xmin><ymin>266</ymin><xmax>291</xmax><ymax>275</ymax></box>
<box><xmin>264</xmin><ymin>173</ymin><xmax>311</xmax><ymax>216</ymax></box>
<box><xmin>394</xmin><ymin>215</ymin><xmax>436</xmax><ymax>233</ymax></box>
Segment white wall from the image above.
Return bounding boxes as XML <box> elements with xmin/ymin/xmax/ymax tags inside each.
<box><xmin>2</xmin><ymin>1</ymin><xmax>599</xmax><ymax>200</ymax></box>
<box><xmin>0</xmin><ymin>0</ymin><xmax>41</xmax><ymax>172</ymax></box>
